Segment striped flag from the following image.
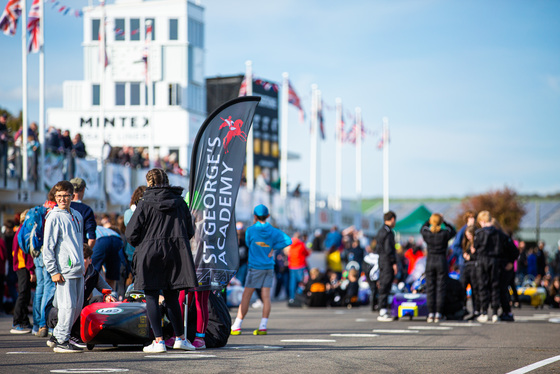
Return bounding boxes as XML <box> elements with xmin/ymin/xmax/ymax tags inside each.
<box><xmin>0</xmin><ymin>0</ymin><xmax>22</xmax><ymax>36</ymax></box>
<box><xmin>288</xmin><ymin>80</ymin><xmax>304</xmax><ymax>123</ymax></box>
<box><xmin>338</xmin><ymin>109</ymin><xmax>346</xmax><ymax>143</ymax></box>
<box><xmin>27</xmin><ymin>0</ymin><xmax>41</xmax><ymax>53</ymax></box>
<box><xmin>318</xmin><ymin>99</ymin><xmax>325</xmax><ymax>140</ymax></box>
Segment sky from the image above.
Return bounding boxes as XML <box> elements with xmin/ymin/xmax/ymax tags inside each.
<box><xmin>1</xmin><ymin>0</ymin><xmax>559</xmax><ymax>200</ymax></box>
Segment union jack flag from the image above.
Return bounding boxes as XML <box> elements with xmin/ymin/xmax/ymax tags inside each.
<box><xmin>346</xmin><ymin>122</ymin><xmax>366</xmax><ymax>145</ymax></box>
<box><xmin>0</xmin><ymin>0</ymin><xmax>22</xmax><ymax>36</ymax></box>
<box><xmin>288</xmin><ymin>80</ymin><xmax>304</xmax><ymax>123</ymax></box>
<box><xmin>27</xmin><ymin>0</ymin><xmax>41</xmax><ymax>53</ymax></box>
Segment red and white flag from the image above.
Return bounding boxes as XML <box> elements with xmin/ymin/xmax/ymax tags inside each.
<box><xmin>288</xmin><ymin>80</ymin><xmax>305</xmax><ymax>123</ymax></box>
<box><xmin>238</xmin><ymin>75</ymin><xmax>247</xmax><ymax>97</ymax></box>
<box><xmin>27</xmin><ymin>0</ymin><xmax>41</xmax><ymax>53</ymax></box>
<box><xmin>0</xmin><ymin>0</ymin><xmax>22</xmax><ymax>36</ymax></box>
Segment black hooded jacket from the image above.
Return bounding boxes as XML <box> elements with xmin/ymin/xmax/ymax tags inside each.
<box><xmin>420</xmin><ymin>220</ymin><xmax>457</xmax><ymax>257</ymax></box>
<box><xmin>125</xmin><ymin>186</ymin><xmax>197</xmax><ymax>290</ymax></box>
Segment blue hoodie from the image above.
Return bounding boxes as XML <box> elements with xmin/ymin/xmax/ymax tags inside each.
<box><xmin>245</xmin><ymin>221</ymin><xmax>292</xmax><ymax>270</ymax></box>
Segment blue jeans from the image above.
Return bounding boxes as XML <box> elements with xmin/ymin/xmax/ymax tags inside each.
<box><xmin>289</xmin><ymin>268</ymin><xmax>306</xmax><ymax>300</ymax></box>
<box><xmin>237</xmin><ymin>262</ymin><xmax>248</xmax><ymax>287</ymax></box>
<box><xmin>33</xmin><ymin>255</ymin><xmax>56</xmax><ymax>328</ymax></box>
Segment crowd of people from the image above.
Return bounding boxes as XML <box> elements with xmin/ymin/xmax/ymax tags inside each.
<box><xmin>0</xmin><ymin>115</ymin><xmax>187</xmax><ymax>184</ymax></box>
<box><xmin>2</xmin><ymin>173</ymin><xmax>560</xmax><ymax>353</ymax></box>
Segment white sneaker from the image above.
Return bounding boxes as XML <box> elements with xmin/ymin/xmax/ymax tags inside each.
<box><xmin>143</xmin><ymin>340</ymin><xmax>166</xmax><ymax>353</ymax></box>
<box><xmin>251</xmin><ymin>299</ymin><xmax>264</xmax><ymax>309</ymax></box>
<box><xmin>477</xmin><ymin>314</ymin><xmax>489</xmax><ymax>323</ymax></box>
<box><xmin>173</xmin><ymin>337</ymin><xmax>195</xmax><ymax>351</ymax></box>
<box><xmin>377</xmin><ymin>314</ymin><xmax>395</xmax><ymax>322</ymax></box>
<box><xmin>434</xmin><ymin>313</ymin><xmax>442</xmax><ymax>323</ymax></box>
<box><xmin>427</xmin><ymin>314</ymin><xmax>435</xmax><ymax>323</ymax></box>
<box><xmin>492</xmin><ymin>314</ymin><xmax>499</xmax><ymax>323</ymax></box>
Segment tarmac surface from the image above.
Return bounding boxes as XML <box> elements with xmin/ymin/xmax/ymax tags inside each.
<box><xmin>1</xmin><ymin>301</ymin><xmax>560</xmax><ymax>374</ymax></box>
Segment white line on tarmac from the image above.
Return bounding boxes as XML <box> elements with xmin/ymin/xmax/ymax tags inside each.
<box><xmin>330</xmin><ymin>334</ymin><xmax>379</xmax><ymax>337</ymax></box>
<box><xmin>50</xmin><ymin>370</ymin><xmax>129</xmax><ymax>373</ymax></box>
<box><xmin>408</xmin><ymin>326</ymin><xmax>453</xmax><ymax>330</ymax></box>
<box><xmin>372</xmin><ymin>329</ymin><xmax>418</xmax><ymax>334</ymax></box>
<box><xmin>222</xmin><ymin>345</ymin><xmax>283</xmax><ymax>350</ymax></box>
<box><xmin>281</xmin><ymin>339</ymin><xmax>337</xmax><ymax>343</ymax></box>
<box><xmin>440</xmin><ymin>322</ymin><xmax>481</xmax><ymax>327</ymax></box>
<box><xmin>355</xmin><ymin>318</ymin><xmax>370</xmax><ymax>322</ymax></box>
<box><xmin>506</xmin><ymin>354</ymin><xmax>560</xmax><ymax>374</ymax></box>
<box><xmin>7</xmin><ymin>351</ymin><xmax>46</xmax><ymax>354</ymax></box>
<box><xmin>144</xmin><ymin>354</ymin><xmax>216</xmax><ymax>359</ymax></box>
<box><xmin>549</xmin><ymin>318</ymin><xmax>560</xmax><ymax>323</ymax></box>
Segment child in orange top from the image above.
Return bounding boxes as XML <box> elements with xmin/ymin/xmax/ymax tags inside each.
<box><xmin>11</xmin><ymin>210</ymin><xmax>36</xmax><ymax>334</ymax></box>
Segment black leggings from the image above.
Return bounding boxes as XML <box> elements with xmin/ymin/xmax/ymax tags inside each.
<box><xmin>145</xmin><ymin>289</ymin><xmax>183</xmax><ymax>338</ymax></box>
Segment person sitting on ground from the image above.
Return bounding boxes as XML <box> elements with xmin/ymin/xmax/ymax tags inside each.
<box><xmin>300</xmin><ymin>268</ymin><xmax>328</xmax><ymax>307</ymax></box>
<box><xmin>547</xmin><ymin>276</ymin><xmax>560</xmax><ymax>309</ymax></box>
<box><xmin>342</xmin><ymin>268</ymin><xmax>360</xmax><ymax>308</ymax></box>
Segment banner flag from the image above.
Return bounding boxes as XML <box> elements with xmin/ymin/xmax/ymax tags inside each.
<box><xmin>105</xmin><ymin>163</ymin><xmax>131</xmax><ymax>205</ymax></box>
<box><xmin>75</xmin><ymin>158</ymin><xmax>100</xmax><ymax>199</ymax></box>
<box><xmin>189</xmin><ymin>96</ymin><xmax>260</xmax><ymax>290</ymax></box>
<box><xmin>43</xmin><ymin>152</ymin><xmax>64</xmax><ymax>189</ymax></box>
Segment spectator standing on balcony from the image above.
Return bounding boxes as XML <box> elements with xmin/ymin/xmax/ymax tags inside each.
<box><xmin>45</xmin><ymin>126</ymin><xmax>63</xmax><ymax>154</ymax></box>
<box><xmin>69</xmin><ymin>178</ymin><xmax>96</xmax><ymax>250</ymax></box>
<box><xmin>72</xmin><ymin>134</ymin><xmax>87</xmax><ymax>158</ymax></box>
<box><xmin>535</xmin><ymin>241</ymin><xmax>547</xmax><ymax>277</ymax></box>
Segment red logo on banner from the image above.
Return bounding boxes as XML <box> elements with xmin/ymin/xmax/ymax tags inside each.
<box><xmin>219</xmin><ymin>116</ymin><xmax>247</xmax><ymax>154</ymax></box>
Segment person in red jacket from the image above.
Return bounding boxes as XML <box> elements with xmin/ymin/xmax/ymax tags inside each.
<box><xmin>286</xmin><ymin>232</ymin><xmax>310</xmax><ymax>302</ymax></box>
<box><xmin>11</xmin><ymin>209</ymin><xmax>36</xmax><ymax>334</ymax></box>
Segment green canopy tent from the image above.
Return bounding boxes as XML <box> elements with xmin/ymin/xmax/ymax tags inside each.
<box><xmin>393</xmin><ymin>205</ymin><xmax>432</xmax><ymax>235</ymax></box>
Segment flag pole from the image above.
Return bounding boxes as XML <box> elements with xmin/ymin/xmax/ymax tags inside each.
<box><xmin>382</xmin><ymin>117</ymin><xmax>389</xmax><ymax>212</ymax></box>
<box><xmin>309</xmin><ymin>84</ymin><xmax>318</xmax><ymax>229</ymax></box>
<box><xmin>22</xmin><ymin>0</ymin><xmax>28</xmax><ymax>189</ymax></box>
<box><xmin>355</xmin><ymin>107</ymin><xmax>362</xmax><ymax>228</ymax></box>
<box><xmin>280</xmin><ymin>72</ymin><xmax>289</xmax><ymax>199</ymax></box>
<box><xmin>335</xmin><ymin>98</ymin><xmax>342</xmax><ymax>211</ymax></box>
<box><xmin>146</xmin><ymin>19</ymin><xmax>154</xmax><ymax>169</ymax></box>
<box><xmin>39</xmin><ymin>0</ymin><xmax>45</xmax><ymax>191</ymax></box>
<box><xmin>245</xmin><ymin>60</ymin><xmax>254</xmax><ymax>191</ymax></box>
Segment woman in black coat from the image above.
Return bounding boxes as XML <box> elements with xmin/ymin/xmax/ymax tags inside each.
<box><xmin>126</xmin><ymin>168</ymin><xmax>197</xmax><ymax>353</ymax></box>
<box><xmin>420</xmin><ymin>213</ymin><xmax>456</xmax><ymax>323</ymax></box>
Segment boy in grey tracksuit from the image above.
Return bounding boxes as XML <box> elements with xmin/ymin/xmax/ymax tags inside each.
<box><xmin>43</xmin><ymin>181</ymin><xmax>85</xmax><ymax>352</ymax></box>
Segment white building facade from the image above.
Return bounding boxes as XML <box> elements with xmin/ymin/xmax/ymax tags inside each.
<box><xmin>47</xmin><ymin>0</ymin><xmax>206</xmax><ymax>169</ymax></box>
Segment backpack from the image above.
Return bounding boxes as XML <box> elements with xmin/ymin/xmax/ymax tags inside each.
<box><xmin>17</xmin><ymin>205</ymin><xmax>48</xmax><ymax>257</ymax></box>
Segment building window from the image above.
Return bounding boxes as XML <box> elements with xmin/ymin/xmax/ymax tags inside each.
<box><xmin>145</xmin><ymin>18</ymin><xmax>155</xmax><ymax>40</ymax></box>
<box><xmin>169</xmin><ymin>18</ymin><xmax>178</xmax><ymax>41</ymax></box>
<box><xmin>168</xmin><ymin>83</ymin><xmax>181</xmax><ymax>106</ymax></box>
<box><xmin>188</xmin><ymin>18</ymin><xmax>203</xmax><ymax>48</ymax></box>
<box><xmin>130</xmin><ymin>83</ymin><xmax>141</xmax><ymax>106</ymax></box>
<box><xmin>115</xmin><ymin>83</ymin><xmax>126</xmax><ymax>106</ymax></box>
<box><xmin>130</xmin><ymin>18</ymin><xmax>140</xmax><ymax>41</ymax></box>
<box><xmin>92</xmin><ymin>84</ymin><xmax>100</xmax><ymax>106</ymax></box>
<box><xmin>115</xmin><ymin>18</ymin><xmax>125</xmax><ymax>41</ymax></box>
<box><xmin>92</xmin><ymin>19</ymin><xmax>100</xmax><ymax>41</ymax></box>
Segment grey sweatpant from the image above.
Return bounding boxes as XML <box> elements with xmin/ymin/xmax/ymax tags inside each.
<box><xmin>53</xmin><ymin>277</ymin><xmax>84</xmax><ymax>344</ymax></box>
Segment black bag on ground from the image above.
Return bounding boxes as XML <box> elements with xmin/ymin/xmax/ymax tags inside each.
<box><xmin>187</xmin><ymin>290</ymin><xmax>231</xmax><ymax>348</ymax></box>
